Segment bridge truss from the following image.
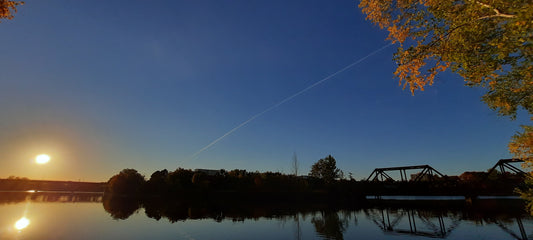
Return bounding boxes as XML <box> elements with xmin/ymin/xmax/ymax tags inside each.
<box><xmin>487</xmin><ymin>159</ymin><xmax>526</xmax><ymax>175</ymax></box>
<box><xmin>367</xmin><ymin>165</ymin><xmax>445</xmax><ymax>182</ymax></box>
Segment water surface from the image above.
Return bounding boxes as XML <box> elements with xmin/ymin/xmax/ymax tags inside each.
<box><xmin>0</xmin><ymin>192</ymin><xmax>531</xmax><ymax>240</ymax></box>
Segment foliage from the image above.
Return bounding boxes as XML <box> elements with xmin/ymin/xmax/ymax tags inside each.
<box><xmin>509</xmin><ymin>125</ymin><xmax>533</xmax><ymax>168</ymax></box>
<box><xmin>166</xmin><ymin>168</ymin><xmax>197</xmax><ymax>193</ymax></box>
<box><xmin>359</xmin><ymin>0</ymin><xmax>532</xmax><ymax>118</ymax></box>
<box><xmin>510</xmin><ymin>125</ymin><xmax>533</xmax><ymax>211</ymax></box>
<box><xmin>520</xmin><ymin>175</ymin><xmax>533</xmax><ymax>213</ymax></box>
<box><xmin>105</xmin><ymin>169</ymin><xmax>146</xmax><ymax>196</ymax></box>
<box><xmin>145</xmin><ymin>169</ymin><xmax>169</xmax><ymax>194</ymax></box>
<box><xmin>0</xmin><ymin>0</ymin><xmax>23</xmax><ymax>21</ymax></box>
<box><xmin>309</xmin><ymin>155</ymin><xmax>341</xmax><ymax>184</ymax></box>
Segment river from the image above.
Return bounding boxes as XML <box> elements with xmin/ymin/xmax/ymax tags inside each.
<box><xmin>0</xmin><ymin>192</ymin><xmax>531</xmax><ymax>239</ymax></box>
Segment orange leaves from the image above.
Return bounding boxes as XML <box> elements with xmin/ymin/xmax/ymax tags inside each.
<box><xmin>387</xmin><ymin>25</ymin><xmax>411</xmax><ymax>44</ymax></box>
<box><xmin>426</xmin><ymin>61</ymin><xmax>450</xmax><ymax>85</ymax></box>
<box><xmin>394</xmin><ymin>47</ymin><xmax>450</xmax><ymax>95</ymax></box>
<box><xmin>359</xmin><ymin>0</ymin><xmax>393</xmax><ymax>29</ymax></box>
<box><xmin>0</xmin><ymin>0</ymin><xmax>23</xmax><ymax>21</ymax></box>
<box><xmin>395</xmin><ymin>57</ymin><xmax>426</xmax><ymax>94</ymax></box>
<box><xmin>360</xmin><ymin>0</ymin><xmax>446</xmax><ymax>94</ymax></box>
<box><xmin>360</xmin><ymin>0</ymin><xmax>532</xmax><ymax>119</ymax></box>
<box><xmin>509</xmin><ymin>126</ymin><xmax>533</xmax><ymax>166</ymax></box>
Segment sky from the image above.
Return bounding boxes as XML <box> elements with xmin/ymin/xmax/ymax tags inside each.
<box><xmin>0</xmin><ymin>0</ymin><xmax>529</xmax><ymax>182</ymax></box>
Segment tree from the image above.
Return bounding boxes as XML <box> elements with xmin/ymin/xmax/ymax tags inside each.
<box><xmin>309</xmin><ymin>155</ymin><xmax>341</xmax><ymax>183</ymax></box>
<box><xmin>0</xmin><ymin>0</ymin><xmax>23</xmax><ymax>21</ymax></box>
<box><xmin>510</xmin><ymin>126</ymin><xmax>533</xmax><ymax>165</ymax></box>
<box><xmin>510</xmin><ymin>126</ymin><xmax>533</xmax><ymax>212</ymax></box>
<box><xmin>359</xmin><ymin>0</ymin><xmax>532</xmax><ymax>118</ymax></box>
<box><xmin>146</xmin><ymin>169</ymin><xmax>169</xmax><ymax>194</ymax></box>
<box><xmin>105</xmin><ymin>169</ymin><xmax>146</xmax><ymax>196</ymax></box>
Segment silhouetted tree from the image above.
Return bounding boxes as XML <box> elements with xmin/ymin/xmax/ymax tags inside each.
<box><xmin>166</xmin><ymin>168</ymin><xmax>194</xmax><ymax>192</ymax></box>
<box><xmin>309</xmin><ymin>155</ymin><xmax>341</xmax><ymax>184</ymax></box>
<box><xmin>146</xmin><ymin>169</ymin><xmax>169</xmax><ymax>195</ymax></box>
<box><xmin>105</xmin><ymin>169</ymin><xmax>146</xmax><ymax>196</ymax></box>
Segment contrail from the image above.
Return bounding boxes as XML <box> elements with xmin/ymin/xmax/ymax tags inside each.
<box><xmin>190</xmin><ymin>43</ymin><xmax>393</xmax><ymax>159</ymax></box>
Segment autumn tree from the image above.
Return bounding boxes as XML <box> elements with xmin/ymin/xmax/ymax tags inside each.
<box><xmin>359</xmin><ymin>0</ymin><xmax>532</xmax><ymax>210</ymax></box>
<box><xmin>359</xmin><ymin>0</ymin><xmax>531</xmax><ymax>118</ymax></box>
<box><xmin>309</xmin><ymin>155</ymin><xmax>341</xmax><ymax>183</ymax></box>
<box><xmin>0</xmin><ymin>0</ymin><xmax>23</xmax><ymax>21</ymax></box>
<box><xmin>510</xmin><ymin>126</ymin><xmax>533</xmax><ymax>212</ymax></box>
<box><xmin>510</xmin><ymin>126</ymin><xmax>533</xmax><ymax>164</ymax></box>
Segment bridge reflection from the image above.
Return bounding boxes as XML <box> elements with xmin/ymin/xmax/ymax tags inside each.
<box><xmin>365</xmin><ymin>208</ymin><xmax>460</xmax><ymax>238</ymax></box>
<box><xmin>364</xmin><ymin>201</ymin><xmax>530</xmax><ymax>240</ymax></box>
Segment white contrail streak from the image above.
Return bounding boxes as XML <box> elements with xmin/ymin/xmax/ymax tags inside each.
<box><xmin>190</xmin><ymin>43</ymin><xmax>393</xmax><ymax>159</ymax></box>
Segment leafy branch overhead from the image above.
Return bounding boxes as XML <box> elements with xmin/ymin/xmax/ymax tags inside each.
<box><xmin>0</xmin><ymin>0</ymin><xmax>23</xmax><ymax>21</ymax></box>
<box><xmin>359</xmin><ymin>0</ymin><xmax>532</xmax><ymax>118</ymax></box>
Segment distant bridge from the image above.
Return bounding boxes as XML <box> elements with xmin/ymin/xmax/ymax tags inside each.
<box><xmin>367</xmin><ymin>165</ymin><xmax>445</xmax><ymax>182</ymax></box>
<box><xmin>366</xmin><ymin>159</ymin><xmax>527</xmax><ymax>182</ymax></box>
<box><xmin>487</xmin><ymin>159</ymin><xmax>526</xmax><ymax>175</ymax></box>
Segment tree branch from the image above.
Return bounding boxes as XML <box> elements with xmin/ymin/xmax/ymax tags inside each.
<box><xmin>473</xmin><ymin>0</ymin><xmax>516</xmax><ymax>18</ymax></box>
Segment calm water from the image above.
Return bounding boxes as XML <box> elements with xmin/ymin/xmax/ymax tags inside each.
<box><xmin>0</xmin><ymin>192</ymin><xmax>531</xmax><ymax>240</ymax></box>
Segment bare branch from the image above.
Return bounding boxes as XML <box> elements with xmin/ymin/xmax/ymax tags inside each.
<box><xmin>473</xmin><ymin>0</ymin><xmax>516</xmax><ymax>18</ymax></box>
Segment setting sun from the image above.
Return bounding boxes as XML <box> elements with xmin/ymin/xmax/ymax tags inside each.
<box><xmin>14</xmin><ymin>217</ymin><xmax>30</xmax><ymax>230</ymax></box>
<box><xmin>35</xmin><ymin>154</ymin><xmax>51</xmax><ymax>164</ymax></box>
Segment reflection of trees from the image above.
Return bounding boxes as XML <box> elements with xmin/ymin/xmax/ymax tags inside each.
<box><xmin>99</xmin><ymin>195</ymin><xmax>532</xmax><ymax>239</ymax></box>
<box><xmin>311</xmin><ymin>211</ymin><xmax>350</xmax><ymax>240</ymax></box>
<box><xmin>102</xmin><ymin>195</ymin><xmax>141</xmax><ymax>220</ymax></box>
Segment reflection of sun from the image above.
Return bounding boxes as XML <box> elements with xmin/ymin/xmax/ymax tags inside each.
<box><xmin>14</xmin><ymin>217</ymin><xmax>30</xmax><ymax>230</ymax></box>
<box><xmin>35</xmin><ymin>154</ymin><xmax>51</xmax><ymax>164</ymax></box>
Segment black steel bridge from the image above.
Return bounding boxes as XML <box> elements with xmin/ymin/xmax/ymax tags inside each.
<box><xmin>366</xmin><ymin>159</ymin><xmax>525</xmax><ymax>182</ymax></box>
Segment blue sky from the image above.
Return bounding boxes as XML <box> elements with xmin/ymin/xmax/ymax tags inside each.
<box><xmin>0</xmin><ymin>0</ymin><xmax>529</xmax><ymax>181</ymax></box>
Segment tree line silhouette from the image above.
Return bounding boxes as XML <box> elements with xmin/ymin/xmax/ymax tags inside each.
<box><xmin>105</xmin><ymin>155</ymin><xmax>527</xmax><ymax>201</ymax></box>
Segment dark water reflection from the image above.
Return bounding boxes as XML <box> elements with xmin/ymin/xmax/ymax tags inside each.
<box><xmin>1</xmin><ymin>192</ymin><xmax>532</xmax><ymax>239</ymax></box>
<box><xmin>101</xmin><ymin>195</ymin><xmax>532</xmax><ymax>240</ymax></box>
<box><xmin>311</xmin><ymin>211</ymin><xmax>350</xmax><ymax>240</ymax></box>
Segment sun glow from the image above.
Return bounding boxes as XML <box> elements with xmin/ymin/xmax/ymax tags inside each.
<box><xmin>14</xmin><ymin>217</ymin><xmax>30</xmax><ymax>230</ymax></box>
<box><xmin>35</xmin><ymin>154</ymin><xmax>51</xmax><ymax>164</ymax></box>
